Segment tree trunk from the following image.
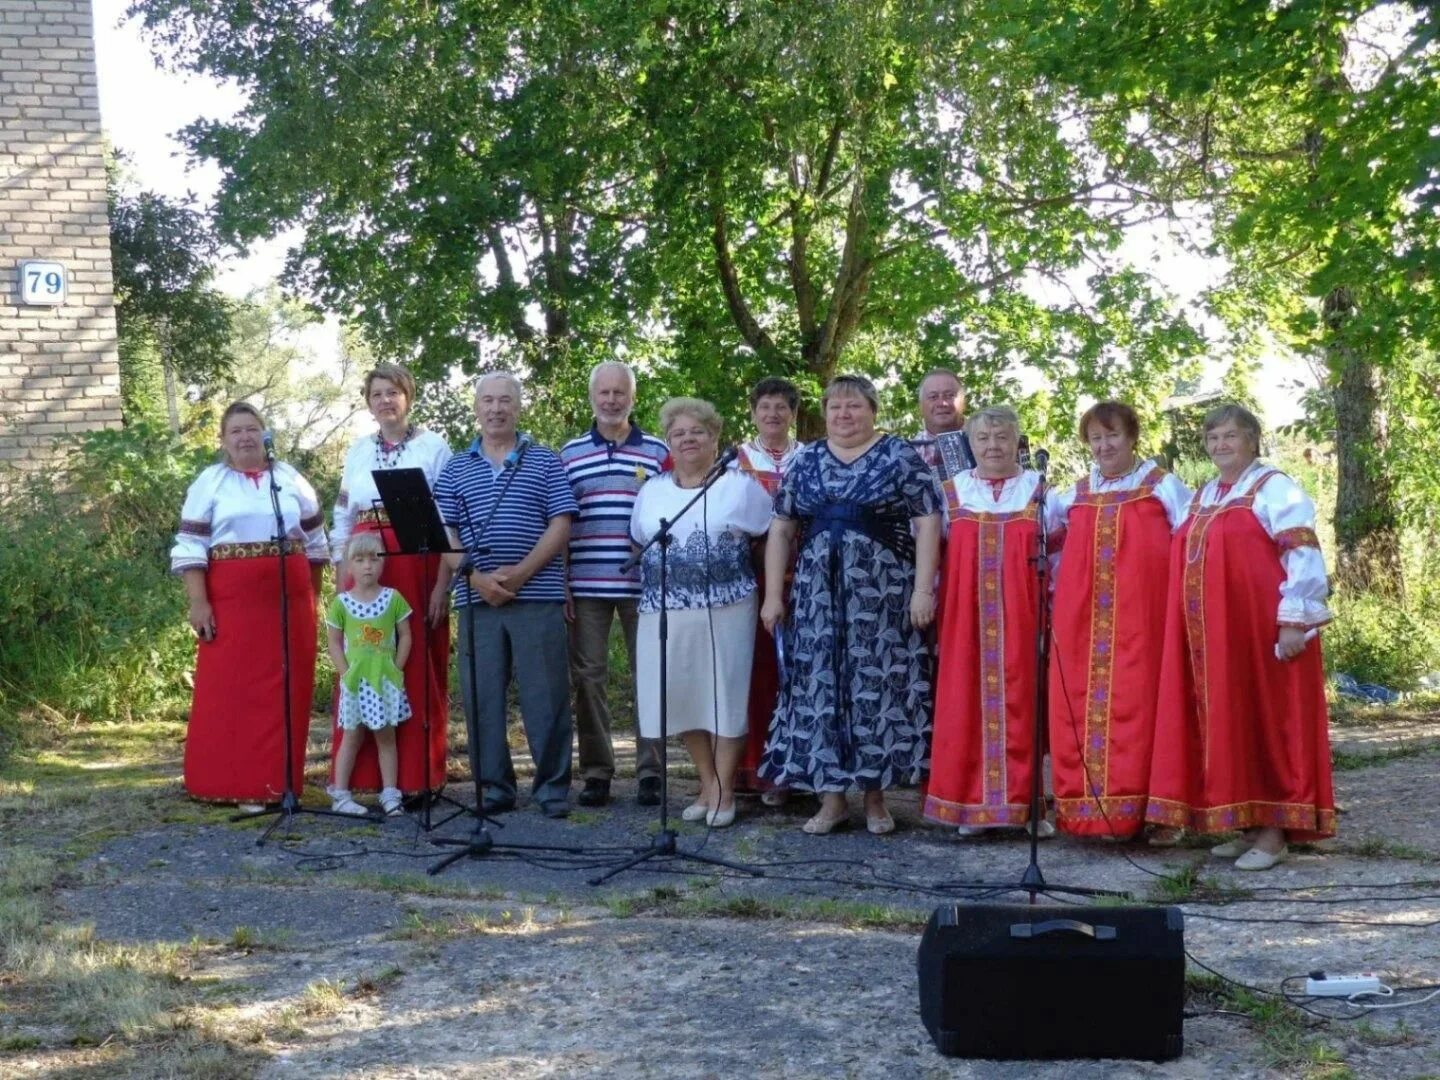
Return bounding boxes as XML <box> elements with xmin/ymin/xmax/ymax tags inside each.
<box><xmin>1327</xmin><ymin>286</ymin><xmax>1404</xmax><ymax>598</ymax></box>
<box><xmin>160</xmin><ymin>323</ymin><xmax>181</xmax><ymax>435</ymax></box>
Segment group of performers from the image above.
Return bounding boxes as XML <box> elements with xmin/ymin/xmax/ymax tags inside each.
<box><xmin>170</xmin><ymin>362</ymin><xmax>1336</xmax><ymax>872</ymax></box>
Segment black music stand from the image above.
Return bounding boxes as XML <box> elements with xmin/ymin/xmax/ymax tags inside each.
<box><xmin>370</xmin><ymin>467</ymin><xmax>471</xmax><ymax>832</ymax></box>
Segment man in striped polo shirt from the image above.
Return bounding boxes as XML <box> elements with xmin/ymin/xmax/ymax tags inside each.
<box><xmin>559</xmin><ymin>361</ymin><xmax>670</xmax><ymax>808</ymax></box>
<box><xmin>435</xmin><ymin>372</ymin><xmax>578</xmax><ymax>819</ymax></box>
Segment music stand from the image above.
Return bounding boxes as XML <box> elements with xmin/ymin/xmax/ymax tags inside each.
<box><xmin>372</xmin><ymin>467</ymin><xmax>469</xmax><ymax>832</ymax></box>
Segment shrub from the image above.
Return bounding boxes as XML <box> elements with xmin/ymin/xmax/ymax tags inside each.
<box><xmin>1324</xmin><ymin>590</ymin><xmax>1440</xmax><ymax>692</ymax></box>
<box><xmin>0</xmin><ymin>424</ymin><xmax>213</xmax><ymax>763</ymax></box>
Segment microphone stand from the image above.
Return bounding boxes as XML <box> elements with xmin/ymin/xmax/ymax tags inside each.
<box><xmin>937</xmin><ymin>451</ymin><xmax>1125</xmax><ymax>903</ymax></box>
<box><xmin>234</xmin><ymin>443</ymin><xmax>373</xmax><ymax>844</ymax></box>
<box><xmin>429</xmin><ymin>436</ymin><xmax>591</xmax><ymax>875</ymax></box>
<box><xmin>590</xmin><ymin>449</ymin><xmax>762</xmax><ymax>886</ymax></box>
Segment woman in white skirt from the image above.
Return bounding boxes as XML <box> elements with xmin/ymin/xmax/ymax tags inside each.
<box><xmin>630</xmin><ymin>397</ymin><xmax>773</xmax><ymax>827</ymax></box>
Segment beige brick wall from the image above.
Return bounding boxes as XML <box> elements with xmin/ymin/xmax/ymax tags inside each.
<box><xmin>0</xmin><ymin>0</ymin><xmax>122</xmax><ymax>483</ymax></box>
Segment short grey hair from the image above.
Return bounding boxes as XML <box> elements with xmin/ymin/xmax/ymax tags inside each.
<box><xmin>820</xmin><ymin>374</ymin><xmax>879</xmax><ymax>414</ymax></box>
<box><xmin>588</xmin><ymin>361</ymin><xmax>636</xmax><ymax>394</ymax></box>
<box><xmin>659</xmin><ymin>397</ymin><xmax>722</xmax><ymax>439</ymax></box>
<box><xmin>475</xmin><ymin>371</ymin><xmax>523</xmax><ymax>401</ymax></box>
<box><xmin>965</xmin><ymin>405</ymin><xmax>1020</xmax><ymax>440</ymax></box>
<box><xmin>917</xmin><ymin>368</ymin><xmax>962</xmax><ymax>401</ymax></box>
<box><xmin>1202</xmin><ymin>403</ymin><xmax>1263</xmax><ymax>454</ymax></box>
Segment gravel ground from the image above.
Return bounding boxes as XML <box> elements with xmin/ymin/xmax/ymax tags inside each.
<box><xmin>22</xmin><ymin>714</ymin><xmax>1440</xmax><ymax>1077</ymax></box>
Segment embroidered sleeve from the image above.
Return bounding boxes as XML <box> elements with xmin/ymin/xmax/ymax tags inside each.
<box><xmin>1255</xmin><ymin>472</ymin><xmax>1332</xmax><ymax>630</ymax></box>
<box><xmin>1155</xmin><ymin>473</ymin><xmax>1194</xmax><ymax>532</ymax></box>
<box><xmin>169</xmin><ymin>469</ymin><xmax>216</xmax><ymax>574</ymax></box>
<box><xmin>1274</xmin><ymin>526</ymin><xmax>1320</xmax><ymax>553</ymax></box>
<box><xmin>330</xmin><ymin>448</ymin><xmax>355</xmax><ymax>562</ymax></box>
<box><xmin>289</xmin><ymin>466</ymin><xmax>331</xmax><ymax>565</ymax></box>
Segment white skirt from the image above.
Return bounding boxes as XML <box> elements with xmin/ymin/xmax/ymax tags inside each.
<box><xmin>636</xmin><ymin>594</ymin><xmax>757</xmax><ymax>739</ymax></box>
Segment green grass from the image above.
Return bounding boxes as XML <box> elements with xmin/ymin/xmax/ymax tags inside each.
<box><xmin>1186</xmin><ymin>971</ymin><xmax>1351</xmax><ymax>1078</ymax></box>
<box><xmin>1147</xmin><ymin>861</ymin><xmax>1254</xmax><ymax>904</ymax></box>
<box><xmin>1331</xmin><ymin>743</ymin><xmax>1440</xmax><ymax>771</ymax></box>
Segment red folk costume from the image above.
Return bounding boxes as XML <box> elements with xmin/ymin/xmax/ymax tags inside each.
<box><xmin>1048</xmin><ymin>460</ymin><xmax>1191</xmax><ymax>837</ymax></box>
<box><xmin>1145</xmin><ymin>460</ymin><xmax>1336</xmax><ymax>840</ymax></box>
<box><xmin>733</xmin><ymin>437</ymin><xmax>803</xmax><ymax>792</ymax></box>
<box><xmin>924</xmin><ymin>469</ymin><xmax>1057</xmax><ymax>827</ymax></box>
<box><xmin>171</xmin><ymin>462</ymin><xmax>330</xmax><ymax>802</ymax></box>
<box><xmin>329</xmin><ymin>428</ymin><xmax>454</xmax><ymax>794</ymax></box>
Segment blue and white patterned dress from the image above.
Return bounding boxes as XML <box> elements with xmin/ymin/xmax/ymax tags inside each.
<box><xmin>761</xmin><ymin>435</ymin><xmax>939</xmax><ymax>792</ymax></box>
<box><xmin>630</xmin><ymin>471</ymin><xmax>774</xmax><ymax>738</ymax></box>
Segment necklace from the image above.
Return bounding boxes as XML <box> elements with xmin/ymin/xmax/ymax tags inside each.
<box><xmin>374</xmin><ymin>425</ymin><xmax>416</xmax><ymax>471</ymax></box>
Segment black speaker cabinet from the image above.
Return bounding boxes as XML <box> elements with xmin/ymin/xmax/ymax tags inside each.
<box><xmin>917</xmin><ymin>903</ymin><xmax>1184</xmax><ymax>1061</ymax></box>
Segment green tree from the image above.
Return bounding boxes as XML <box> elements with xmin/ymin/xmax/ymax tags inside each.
<box><xmin>108</xmin><ymin>164</ymin><xmax>234</xmax><ymax>429</ymax></box>
<box><xmin>1037</xmin><ymin>1</ymin><xmax>1440</xmax><ymax>595</ymax></box>
<box><xmin>130</xmin><ymin>0</ymin><xmax>1206</xmax><ymax>440</ymax></box>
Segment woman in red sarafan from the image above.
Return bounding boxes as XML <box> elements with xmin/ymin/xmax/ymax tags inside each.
<box><xmin>328</xmin><ymin>363</ymin><xmax>455</xmax><ymax>797</ymax></box>
<box><xmin>1145</xmin><ymin>404</ymin><xmax>1335</xmax><ymax>871</ymax></box>
<box><xmin>171</xmin><ymin>401</ymin><xmax>329</xmax><ymax>805</ymax></box>
<box><xmin>1048</xmin><ymin>402</ymin><xmax>1191</xmax><ymax>840</ymax></box>
<box><xmin>923</xmin><ymin>406</ymin><xmax>1060</xmax><ymax>837</ymax></box>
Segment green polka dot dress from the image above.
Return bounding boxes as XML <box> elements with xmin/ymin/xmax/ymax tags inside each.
<box><xmin>326</xmin><ymin>588</ymin><xmax>414</xmax><ymax>731</ymax></box>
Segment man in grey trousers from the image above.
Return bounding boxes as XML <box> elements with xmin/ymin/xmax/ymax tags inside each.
<box><xmin>434</xmin><ymin>372</ymin><xmax>578</xmax><ymax>818</ymax></box>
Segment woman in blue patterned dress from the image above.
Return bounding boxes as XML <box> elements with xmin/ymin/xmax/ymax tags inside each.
<box><xmin>760</xmin><ymin>375</ymin><xmax>942</xmax><ymax>835</ymax></box>
<box><xmin>631</xmin><ymin>398</ymin><xmax>774</xmax><ymax>828</ymax></box>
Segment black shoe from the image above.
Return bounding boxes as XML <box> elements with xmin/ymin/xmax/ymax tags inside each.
<box><xmin>481</xmin><ymin>796</ymin><xmax>516</xmax><ymax>815</ymax></box>
<box><xmin>577</xmin><ymin>778</ymin><xmax>611</xmax><ymax>807</ymax></box>
<box><xmin>636</xmin><ymin>776</ymin><xmax>662</xmax><ymax>807</ymax></box>
<box><xmin>540</xmin><ymin>800</ymin><xmax>570</xmax><ymax>820</ymax></box>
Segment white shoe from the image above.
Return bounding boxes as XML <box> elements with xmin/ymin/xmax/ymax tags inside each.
<box><xmin>1210</xmin><ymin>837</ymin><xmax>1250</xmax><ymax>858</ymax></box>
<box><xmin>682</xmin><ymin>802</ymin><xmax>711</xmax><ymax>822</ymax></box>
<box><xmin>328</xmin><ymin>788</ymin><xmax>368</xmax><ymax>816</ymax></box>
<box><xmin>1234</xmin><ymin>845</ymin><xmax>1288</xmax><ymax>871</ymax></box>
<box><xmin>1030</xmin><ymin>819</ymin><xmax>1056</xmax><ymax>840</ymax></box>
<box><xmin>955</xmin><ymin>825</ymin><xmax>986</xmax><ymax>837</ymax></box>
<box><xmin>760</xmin><ymin>789</ymin><xmax>789</xmax><ymax>807</ymax></box>
<box><xmin>379</xmin><ymin>788</ymin><xmax>404</xmax><ymax>816</ymax></box>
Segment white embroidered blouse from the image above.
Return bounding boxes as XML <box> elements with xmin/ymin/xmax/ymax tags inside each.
<box><xmin>170</xmin><ymin>462</ymin><xmax>329</xmax><ymax>573</ymax></box>
<box><xmin>330</xmin><ymin>428</ymin><xmax>454</xmax><ymax>562</ymax></box>
<box><xmin>946</xmin><ymin>468</ymin><xmax>1063</xmax><ymax>528</ymax></box>
<box><xmin>1180</xmin><ymin>459</ymin><xmax>1332</xmax><ymax>630</ymax></box>
<box><xmin>1047</xmin><ymin>459</ymin><xmax>1193</xmax><ymax>533</ymax></box>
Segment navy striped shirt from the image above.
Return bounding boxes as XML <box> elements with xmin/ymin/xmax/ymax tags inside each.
<box><xmin>434</xmin><ymin>439</ymin><xmax>578</xmax><ymax>606</ymax></box>
<box><xmin>559</xmin><ymin>423</ymin><xmax>670</xmax><ymax>599</ymax></box>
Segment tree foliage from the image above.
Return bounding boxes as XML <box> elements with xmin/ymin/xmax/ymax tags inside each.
<box><xmin>108</xmin><ymin>162</ymin><xmax>234</xmax><ymax>425</ymax></box>
<box><xmin>130</xmin><ymin>0</ymin><xmax>1208</xmax><ymax>439</ymax></box>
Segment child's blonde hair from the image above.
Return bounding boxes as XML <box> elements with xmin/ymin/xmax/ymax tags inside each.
<box><xmin>344</xmin><ymin>532</ymin><xmax>386</xmax><ymax>562</ymax></box>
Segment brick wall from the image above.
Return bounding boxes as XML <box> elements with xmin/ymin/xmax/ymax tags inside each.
<box><xmin>0</xmin><ymin>0</ymin><xmax>121</xmax><ymax>483</ymax></box>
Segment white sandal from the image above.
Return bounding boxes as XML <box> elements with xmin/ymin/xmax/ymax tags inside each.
<box><xmin>379</xmin><ymin>788</ymin><xmax>404</xmax><ymax>816</ymax></box>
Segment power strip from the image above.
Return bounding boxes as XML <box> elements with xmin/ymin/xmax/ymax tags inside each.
<box><xmin>1305</xmin><ymin>973</ymin><xmax>1384</xmax><ymax>998</ymax></box>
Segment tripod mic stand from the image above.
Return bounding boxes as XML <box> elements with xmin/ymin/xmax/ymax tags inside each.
<box><xmin>428</xmin><ymin>438</ymin><xmax>590</xmax><ymax>875</ymax></box>
<box><xmin>939</xmin><ymin>452</ymin><xmax>1126</xmax><ymax>904</ymax></box>
<box><xmin>590</xmin><ymin>452</ymin><xmax>762</xmax><ymax>886</ymax></box>
<box><xmin>233</xmin><ymin>442</ymin><xmax>374</xmax><ymax>846</ymax></box>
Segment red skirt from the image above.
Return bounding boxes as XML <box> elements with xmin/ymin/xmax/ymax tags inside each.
<box><xmin>184</xmin><ymin>549</ymin><xmax>317</xmax><ymax>802</ymax></box>
<box><xmin>1049</xmin><ymin>493</ymin><xmax>1172</xmax><ymax>837</ymax></box>
<box><xmin>1145</xmin><ymin>499</ymin><xmax>1335</xmax><ymax>840</ymax></box>
<box><xmin>924</xmin><ymin>511</ymin><xmax>1041</xmax><ymax>826</ymax></box>
<box><xmin>735</xmin><ymin>562</ymin><xmax>782</xmax><ymax>792</ymax></box>
<box><xmin>329</xmin><ymin>518</ymin><xmax>450</xmax><ymax>793</ymax></box>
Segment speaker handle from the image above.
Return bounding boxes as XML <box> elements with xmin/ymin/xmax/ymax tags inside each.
<box><xmin>1010</xmin><ymin>919</ymin><xmax>1117</xmax><ymax>941</ymax></box>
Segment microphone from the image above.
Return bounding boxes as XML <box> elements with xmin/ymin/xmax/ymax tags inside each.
<box><xmin>1033</xmin><ymin>448</ymin><xmax>1049</xmax><ymax>472</ymax></box>
<box><xmin>262</xmin><ymin>431</ymin><xmax>276</xmax><ymax>462</ymax></box>
<box><xmin>503</xmin><ymin>433</ymin><xmax>534</xmax><ymax>469</ymax></box>
<box><xmin>708</xmin><ymin>443</ymin><xmax>740</xmax><ymax>476</ymax></box>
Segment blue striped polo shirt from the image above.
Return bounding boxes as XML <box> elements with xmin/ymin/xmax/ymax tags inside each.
<box><xmin>559</xmin><ymin>423</ymin><xmax>670</xmax><ymax>599</ymax></box>
<box><xmin>433</xmin><ymin>438</ymin><xmax>578</xmax><ymax>606</ymax></box>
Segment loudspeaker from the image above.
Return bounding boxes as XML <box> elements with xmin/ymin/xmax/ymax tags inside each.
<box><xmin>917</xmin><ymin>903</ymin><xmax>1185</xmax><ymax>1061</ymax></box>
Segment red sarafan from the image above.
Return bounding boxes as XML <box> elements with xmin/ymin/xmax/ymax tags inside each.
<box><xmin>1145</xmin><ymin>468</ymin><xmax>1336</xmax><ymax>841</ymax></box>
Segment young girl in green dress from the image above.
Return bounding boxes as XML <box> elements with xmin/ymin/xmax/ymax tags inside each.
<box><xmin>326</xmin><ymin>532</ymin><xmax>413</xmax><ymax>815</ymax></box>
